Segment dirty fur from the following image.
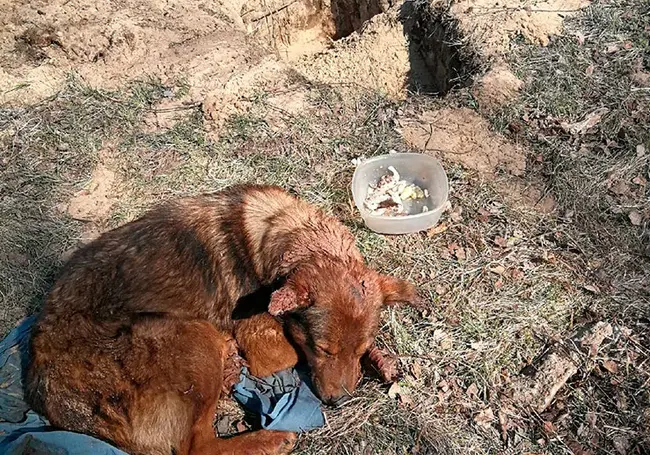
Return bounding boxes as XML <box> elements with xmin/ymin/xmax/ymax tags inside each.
<box><xmin>26</xmin><ymin>184</ymin><xmax>419</xmax><ymax>455</ymax></box>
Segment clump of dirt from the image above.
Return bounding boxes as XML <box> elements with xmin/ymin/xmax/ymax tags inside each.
<box><xmin>508</xmin><ymin>322</ymin><xmax>613</xmax><ymax>413</ymax></box>
<box><xmin>472</xmin><ymin>64</ymin><xmax>524</xmax><ymax>110</ymax></box>
<box><xmin>448</xmin><ymin>0</ymin><xmax>591</xmax><ymax>56</ymax></box>
<box><xmin>295</xmin><ymin>10</ymin><xmax>412</xmax><ymax>98</ymax></box>
<box><xmin>0</xmin><ymin>0</ymin><xmax>269</xmax><ymax>105</ymax></box>
<box><xmin>64</xmin><ymin>163</ymin><xmax>117</xmax><ymax>222</ymax></box>
<box><xmin>400</xmin><ymin>1</ymin><xmax>482</xmax><ymax>95</ymax></box>
<box><xmin>496</xmin><ymin>176</ymin><xmax>557</xmax><ymax>214</ymax></box>
<box><xmin>398</xmin><ymin>107</ymin><xmax>527</xmax><ymax>176</ymax></box>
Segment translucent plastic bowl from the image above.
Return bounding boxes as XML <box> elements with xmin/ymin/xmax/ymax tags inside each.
<box><xmin>351</xmin><ymin>153</ymin><xmax>449</xmax><ymax>235</ymax></box>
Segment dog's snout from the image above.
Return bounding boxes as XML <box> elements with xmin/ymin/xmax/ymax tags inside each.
<box><xmin>323</xmin><ymin>393</ymin><xmax>351</xmax><ymax>407</ymax></box>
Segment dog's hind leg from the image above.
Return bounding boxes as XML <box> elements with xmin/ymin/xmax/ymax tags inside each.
<box><xmin>127</xmin><ymin>319</ymin><xmax>295</xmax><ymax>455</ymax></box>
<box><xmin>188</xmin><ymin>402</ymin><xmax>296</xmax><ymax>455</ymax></box>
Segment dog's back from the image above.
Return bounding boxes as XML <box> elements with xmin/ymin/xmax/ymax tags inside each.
<box><xmin>27</xmin><ymin>185</ymin><xmax>307</xmax><ymax>454</ymax></box>
<box><xmin>26</xmin><ymin>183</ymin><xmax>416</xmax><ymax>453</ymax></box>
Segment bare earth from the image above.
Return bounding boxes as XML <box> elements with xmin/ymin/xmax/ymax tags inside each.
<box><xmin>1</xmin><ymin>0</ymin><xmax>649</xmax><ymax>454</ymax></box>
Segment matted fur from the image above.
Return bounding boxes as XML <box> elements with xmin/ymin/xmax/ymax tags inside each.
<box><xmin>26</xmin><ymin>185</ymin><xmax>419</xmax><ymax>455</ymax></box>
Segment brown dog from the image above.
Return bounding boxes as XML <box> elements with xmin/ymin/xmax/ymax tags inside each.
<box><xmin>26</xmin><ymin>184</ymin><xmax>419</xmax><ymax>455</ymax></box>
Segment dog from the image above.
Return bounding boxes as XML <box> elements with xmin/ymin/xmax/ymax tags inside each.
<box><xmin>26</xmin><ymin>184</ymin><xmax>420</xmax><ymax>455</ymax></box>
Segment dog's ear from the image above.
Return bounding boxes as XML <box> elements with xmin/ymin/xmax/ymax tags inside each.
<box><xmin>377</xmin><ymin>274</ymin><xmax>424</xmax><ymax>307</ymax></box>
<box><xmin>268</xmin><ymin>285</ymin><xmax>310</xmax><ymax>316</ymax></box>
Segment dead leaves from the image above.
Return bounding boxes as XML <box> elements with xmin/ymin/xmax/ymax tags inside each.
<box><xmin>477</xmin><ymin>207</ymin><xmax>491</xmax><ymax>223</ymax></box>
<box><xmin>474</xmin><ymin>407</ymin><xmax>495</xmax><ymax>429</ymax></box>
<box><xmin>602</xmin><ymin>359</ymin><xmax>618</xmax><ymax>374</ymax></box>
<box><xmin>628</xmin><ymin>210</ymin><xmax>643</xmax><ymax>226</ymax></box>
<box><xmin>494</xmin><ymin>236</ymin><xmax>508</xmax><ymax>248</ymax></box>
<box><xmin>447</xmin><ymin>242</ymin><xmax>466</xmax><ymax>260</ymax></box>
<box><xmin>466</xmin><ymin>382</ymin><xmax>479</xmax><ymax>400</ymax></box>
<box><xmin>560</xmin><ymin>108</ymin><xmax>609</xmax><ymax>136</ymax></box>
<box><xmin>580</xmin><ymin>322</ymin><xmax>613</xmax><ymax>357</ymax></box>
<box><xmin>426</xmin><ymin>222</ymin><xmax>448</xmax><ymax>237</ymax></box>
<box><xmin>387</xmin><ymin>382</ymin><xmax>413</xmax><ymax>407</ymax></box>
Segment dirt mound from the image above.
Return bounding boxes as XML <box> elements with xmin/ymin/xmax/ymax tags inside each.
<box><xmin>472</xmin><ymin>65</ymin><xmax>524</xmax><ymax>110</ymax></box>
<box><xmin>295</xmin><ymin>10</ymin><xmax>412</xmax><ymax>98</ymax></box>
<box><xmin>0</xmin><ymin>0</ymin><xmax>267</xmax><ymax>104</ymax></box>
<box><xmin>1</xmin><ymin>0</ymin><xmax>588</xmax><ymax>106</ymax></box>
<box><xmin>398</xmin><ymin>107</ymin><xmax>527</xmax><ymax>176</ymax></box>
<box><xmin>449</xmin><ymin>0</ymin><xmax>590</xmax><ymax>56</ymax></box>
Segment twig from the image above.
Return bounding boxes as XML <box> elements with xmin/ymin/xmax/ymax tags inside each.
<box><xmin>246</xmin><ymin>0</ymin><xmax>299</xmax><ymax>23</ymax></box>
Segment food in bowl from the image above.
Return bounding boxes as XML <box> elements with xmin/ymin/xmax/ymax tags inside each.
<box><xmin>363</xmin><ymin>166</ymin><xmax>429</xmax><ymax>216</ymax></box>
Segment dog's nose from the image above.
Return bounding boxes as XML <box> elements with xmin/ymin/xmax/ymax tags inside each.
<box><xmin>324</xmin><ymin>394</ymin><xmax>351</xmax><ymax>407</ymax></box>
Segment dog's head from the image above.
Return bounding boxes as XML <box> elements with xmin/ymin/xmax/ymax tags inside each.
<box><xmin>268</xmin><ymin>261</ymin><xmax>420</xmax><ymax>406</ymax></box>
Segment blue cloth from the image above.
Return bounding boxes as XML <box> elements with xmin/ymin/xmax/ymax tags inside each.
<box><xmin>0</xmin><ymin>317</ymin><xmax>129</xmax><ymax>455</ymax></box>
<box><xmin>1</xmin><ymin>317</ymin><xmax>323</xmax><ymax>455</ymax></box>
<box><xmin>233</xmin><ymin>366</ymin><xmax>325</xmax><ymax>432</ymax></box>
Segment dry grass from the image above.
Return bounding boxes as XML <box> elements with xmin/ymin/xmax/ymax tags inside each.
<box><xmin>1</xmin><ymin>1</ymin><xmax>649</xmax><ymax>454</ymax></box>
<box><xmin>490</xmin><ymin>0</ymin><xmax>650</xmax><ymax>318</ymax></box>
<box><xmin>0</xmin><ymin>78</ymin><xmax>170</xmax><ymax>333</ymax></box>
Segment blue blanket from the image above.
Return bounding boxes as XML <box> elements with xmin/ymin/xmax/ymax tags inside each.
<box><xmin>0</xmin><ymin>317</ymin><xmax>323</xmax><ymax>455</ymax></box>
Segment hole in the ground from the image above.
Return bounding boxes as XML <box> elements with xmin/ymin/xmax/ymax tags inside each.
<box><xmin>399</xmin><ymin>1</ymin><xmax>482</xmax><ymax>96</ymax></box>
<box><xmin>246</xmin><ymin>0</ymin><xmax>480</xmax><ymax>96</ymax></box>
<box><xmin>329</xmin><ymin>0</ymin><xmax>390</xmax><ymax>39</ymax></box>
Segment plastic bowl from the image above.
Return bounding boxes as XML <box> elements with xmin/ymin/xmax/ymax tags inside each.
<box><xmin>351</xmin><ymin>153</ymin><xmax>449</xmax><ymax>234</ymax></box>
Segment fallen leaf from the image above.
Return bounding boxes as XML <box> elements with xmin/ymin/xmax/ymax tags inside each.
<box><xmin>575</xmin><ymin>31</ymin><xmax>585</xmax><ymax>45</ymax></box>
<box><xmin>583</xmin><ymin>284</ymin><xmax>600</xmax><ymax>294</ymax></box>
<box><xmin>494</xmin><ymin>236</ymin><xmax>507</xmax><ymax>248</ymax></box>
<box><xmin>610</xmin><ymin>181</ymin><xmax>630</xmax><ymax>196</ymax></box>
<box><xmin>498</xmin><ymin>410</ymin><xmax>509</xmax><ymax>441</ymax></box>
<box><xmin>606</xmin><ymin>43</ymin><xmax>619</xmax><ymax>53</ymax></box>
<box><xmin>447</xmin><ymin>243</ymin><xmax>466</xmax><ymax>260</ymax></box>
<box><xmin>542</xmin><ymin>420</ymin><xmax>556</xmax><ymax>435</ymax></box>
<box><xmin>637</xmin><ymin>144</ymin><xmax>647</xmax><ymax>157</ymax></box>
<box><xmin>632</xmin><ymin>176</ymin><xmax>647</xmax><ymax>186</ymax></box>
<box><xmin>477</xmin><ymin>207</ymin><xmax>490</xmax><ymax>222</ymax></box>
<box><xmin>466</xmin><ymin>383</ymin><xmax>479</xmax><ymax>399</ymax></box>
<box><xmin>236</xmin><ymin>420</ymin><xmax>248</xmax><ymax>432</ymax></box>
<box><xmin>585</xmin><ymin>65</ymin><xmax>594</xmax><ymax>76</ymax></box>
<box><xmin>561</xmin><ymin>107</ymin><xmax>609</xmax><ymax>135</ymax></box>
<box><xmin>602</xmin><ymin>360</ymin><xmax>618</xmax><ymax>374</ymax></box>
<box><xmin>399</xmin><ymin>393</ymin><xmax>413</xmax><ymax>406</ymax></box>
<box><xmin>511</xmin><ymin>269</ymin><xmax>525</xmax><ymax>280</ymax></box>
<box><xmin>434</xmin><ymin>284</ymin><xmax>448</xmax><ymax>295</ymax></box>
<box><xmin>474</xmin><ymin>408</ymin><xmax>495</xmax><ymax>429</ymax></box>
<box><xmin>387</xmin><ymin>382</ymin><xmax>401</xmax><ymax>400</ymax></box>
<box><xmin>450</xmin><ymin>206</ymin><xmax>463</xmax><ymax>223</ymax></box>
<box><xmin>495</xmin><ymin>279</ymin><xmax>504</xmax><ymax>289</ymax></box>
<box><xmin>580</xmin><ymin>322</ymin><xmax>613</xmax><ymax>356</ymax></box>
<box><xmin>568</xmin><ymin>441</ymin><xmax>593</xmax><ymax>455</ymax></box>
<box><xmin>427</xmin><ymin>222</ymin><xmax>448</xmax><ymax>237</ymax></box>
<box><xmin>490</xmin><ymin>265</ymin><xmax>506</xmax><ymax>275</ymax></box>
<box><xmin>629</xmin><ymin>211</ymin><xmax>643</xmax><ymax>226</ymax></box>
<box><xmin>612</xmin><ymin>435</ymin><xmax>630</xmax><ymax>455</ymax></box>
<box><xmin>471</xmin><ymin>341</ymin><xmax>490</xmax><ymax>351</ymax></box>
<box><xmin>585</xmin><ymin>411</ymin><xmax>597</xmax><ymax>429</ymax></box>
<box><xmin>410</xmin><ymin>362</ymin><xmax>422</xmax><ymax>379</ymax></box>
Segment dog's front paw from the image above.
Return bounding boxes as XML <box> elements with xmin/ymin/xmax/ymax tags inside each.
<box><xmin>222</xmin><ymin>338</ymin><xmax>247</xmax><ymax>394</ymax></box>
<box><xmin>364</xmin><ymin>345</ymin><xmax>399</xmax><ymax>383</ymax></box>
<box><xmin>258</xmin><ymin>430</ymin><xmax>297</xmax><ymax>455</ymax></box>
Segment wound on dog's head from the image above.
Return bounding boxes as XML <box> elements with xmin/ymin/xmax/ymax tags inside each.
<box><xmin>269</xmin><ymin>262</ymin><xmax>384</xmax><ymax>406</ymax></box>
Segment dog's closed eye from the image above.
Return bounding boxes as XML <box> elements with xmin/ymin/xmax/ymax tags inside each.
<box><xmin>315</xmin><ymin>345</ymin><xmax>337</xmax><ymax>357</ymax></box>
